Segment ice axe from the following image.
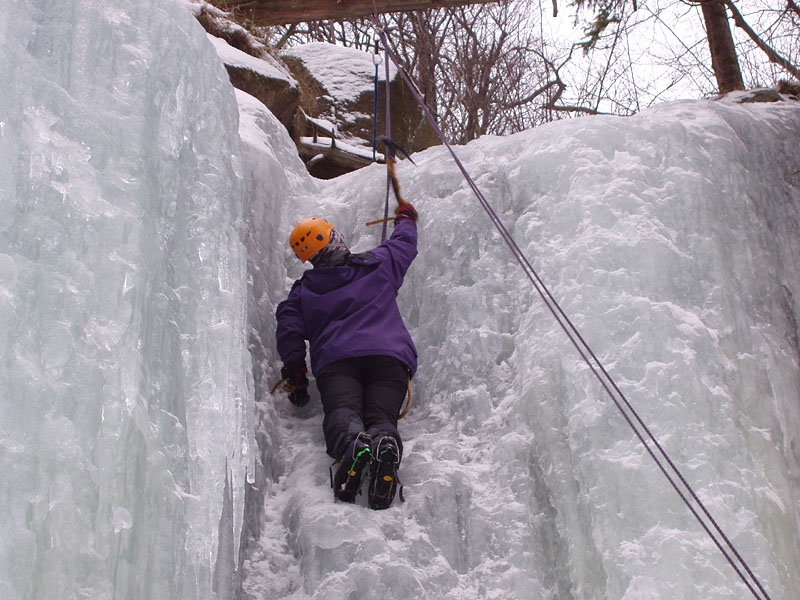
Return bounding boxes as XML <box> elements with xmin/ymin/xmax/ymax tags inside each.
<box><xmin>366</xmin><ymin>137</ymin><xmax>415</xmax><ymax>227</ymax></box>
<box><xmin>379</xmin><ymin>136</ymin><xmax>415</xmax><ymax>164</ymax></box>
<box><xmin>379</xmin><ymin>135</ymin><xmax>415</xmax><ymax>207</ymax></box>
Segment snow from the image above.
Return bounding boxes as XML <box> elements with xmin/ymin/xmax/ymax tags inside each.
<box><xmin>1</xmin><ymin>0</ymin><xmax>253</xmax><ymax>598</ymax></box>
<box><xmin>2</xmin><ymin>1</ymin><xmax>800</xmax><ymax>600</ymax></box>
<box><xmin>300</xmin><ymin>136</ymin><xmax>381</xmax><ymax>161</ymax></box>
<box><xmin>240</xmin><ymin>87</ymin><xmax>800</xmax><ymax>598</ymax></box>
<box><xmin>208</xmin><ymin>34</ymin><xmax>297</xmax><ymax>86</ymax></box>
<box><xmin>283</xmin><ymin>41</ymin><xmax>397</xmax><ymax>103</ymax></box>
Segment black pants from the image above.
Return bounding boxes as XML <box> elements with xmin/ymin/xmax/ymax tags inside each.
<box><xmin>316</xmin><ymin>356</ymin><xmax>408</xmax><ymax>459</ymax></box>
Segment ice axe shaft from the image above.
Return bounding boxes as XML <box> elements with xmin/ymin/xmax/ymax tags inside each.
<box><xmin>378</xmin><ymin>136</ymin><xmax>414</xmax><ymax>206</ymax></box>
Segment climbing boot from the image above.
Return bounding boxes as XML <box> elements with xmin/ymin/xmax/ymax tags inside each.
<box><xmin>332</xmin><ymin>433</ymin><xmax>373</xmax><ymax>503</ymax></box>
<box><xmin>368</xmin><ymin>436</ymin><xmax>401</xmax><ymax>510</ymax></box>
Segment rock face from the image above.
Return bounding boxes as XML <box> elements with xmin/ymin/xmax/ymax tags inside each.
<box><xmin>226</xmin><ymin>60</ymin><xmax>299</xmax><ymax>129</ymax></box>
<box><xmin>195</xmin><ymin>4</ymin><xmax>299</xmax><ymax>132</ymax></box>
<box><xmin>192</xmin><ymin>3</ymin><xmax>437</xmax><ymax>178</ymax></box>
<box><xmin>283</xmin><ymin>44</ymin><xmax>439</xmax><ymax>179</ymax></box>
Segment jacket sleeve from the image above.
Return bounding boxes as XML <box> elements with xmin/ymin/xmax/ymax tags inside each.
<box><xmin>275</xmin><ymin>280</ymin><xmax>307</xmax><ymax>366</ymax></box>
<box><xmin>380</xmin><ymin>217</ymin><xmax>418</xmax><ymax>281</ymax></box>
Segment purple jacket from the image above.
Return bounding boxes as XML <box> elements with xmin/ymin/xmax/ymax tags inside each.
<box><xmin>276</xmin><ymin>218</ymin><xmax>418</xmax><ymax>377</ymax></box>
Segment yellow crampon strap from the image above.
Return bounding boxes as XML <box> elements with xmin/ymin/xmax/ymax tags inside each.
<box><xmin>270</xmin><ymin>377</ymin><xmax>308</xmax><ymax>395</ymax></box>
<box><xmin>398</xmin><ymin>375</ymin><xmax>412</xmax><ymax>419</ymax></box>
<box><xmin>269</xmin><ymin>378</ymin><xmax>287</xmax><ymax>394</ymax></box>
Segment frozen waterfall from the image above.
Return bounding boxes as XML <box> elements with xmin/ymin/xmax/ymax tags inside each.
<box><xmin>1</xmin><ymin>1</ymin><xmax>253</xmax><ymax>598</ymax></box>
<box><xmin>241</xmin><ymin>93</ymin><xmax>800</xmax><ymax>599</ymax></box>
<box><xmin>1</xmin><ymin>1</ymin><xmax>800</xmax><ymax>600</ymax></box>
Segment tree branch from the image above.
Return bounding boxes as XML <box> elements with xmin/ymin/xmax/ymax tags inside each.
<box><xmin>722</xmin><ymin>0</ymin><xmax>800</xmax><ymax>81</ymax></box>
<box><xmin>551</xmin><ymin>104</ymin><xmax>603</xmax><ymax>114</ymax></box>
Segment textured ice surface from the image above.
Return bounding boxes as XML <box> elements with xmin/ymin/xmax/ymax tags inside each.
<box><xmin>1</xmin><ymin>0</ymin><xmax>800</xmax><ymax>599</ymax></box>
<box><xmin>241</xmin><ymin>94</ymin><xmax>800</xmax><ymax>599</ymax></box>
<box><xmin>0</xmin><ymin>1</ymin><xmax>253</xmax><ymax>598</ymax></box>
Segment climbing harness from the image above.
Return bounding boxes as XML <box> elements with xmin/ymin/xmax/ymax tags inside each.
<box><xmin>369</xmin><ymin>21</ymin><xmax>772</xmax><ymax>600</ymax></box>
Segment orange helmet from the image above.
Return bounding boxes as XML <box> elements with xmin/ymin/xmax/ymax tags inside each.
<box><xmin>290</xmin><ymin>217</ymin><xmax>334</xmax><ymax>262</ymax></box>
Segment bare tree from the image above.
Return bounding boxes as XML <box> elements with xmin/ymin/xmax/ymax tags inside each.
<box><xmin>697</xmin><ymin>0</ymin><xmax>746</xmax><ymax>92</ymax></box>
<box><xmin>259</xmin><ymin>0</ymin><xmax>799</xmax><ymax>147</ymax></box>
<box><xmin>269</xmin><ymin>2</ymin><xmax>588</xmax><ymax>142</ymax></box>
<box><xmin>383</xmin><ymin>10</ymin><xmax>455</xmax><ymax>128</ymax></box>
<box><xmin>571</xmin><ymin>0</ymin><xmax>799</xmax><ymax>94</ymax></box>
<box><xmin>722</xmin><ymin>0</ymin><xmax>800</xmax><ymax>81</ymax></box>
<box><xmin>388</xmin><ymin>1</ymin><xmax>578</xmax><ymax>130</ymax></box>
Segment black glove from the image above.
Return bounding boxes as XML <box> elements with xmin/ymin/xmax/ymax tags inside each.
<box><xmin>281</xmin><ymin>364</ymin><xmax>310</xmax><ymax>407</ymax></box>
<box><xmin>395</xmin><ymin>201</ymin><xmax>418</xmax><ymax>223</ymax></box>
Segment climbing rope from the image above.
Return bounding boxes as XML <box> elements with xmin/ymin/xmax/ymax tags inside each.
<box><xmin>371</xmin><ymin>36</ymin><xmax>380</xmax><ymax>162</ymax></box>
<box><xmin>372</xmin><ymin>25</ymin><xmax>772</xmax><ymax>600</ymax></box>
<box><xmin>379</xmin><ymin>36</ymin><xmax>393</xmax><ymax>242</ymax></box>
<box><xmin>370</xmin><ymin>0</ymin><xmax>398</xmax><ymax>244</ymax></box>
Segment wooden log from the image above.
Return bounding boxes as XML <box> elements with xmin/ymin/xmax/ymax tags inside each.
<box><xmin>221</xmin><ymin>0</ymin><xmax>502</xmax><ymax>26</ymax></box>
<box><xmin>297</xmin><ymin>136</ymin><xmax>379</xmax><ymax>179</ymax></box>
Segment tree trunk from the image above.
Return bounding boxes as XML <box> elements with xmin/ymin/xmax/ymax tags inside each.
<box><xmin>410</xmin><ymin>13</ymin><xmax>440</xmax><ymax>118</ymax></box>
<box><xmin>700</xmin><ymin>0</ymin><xmax>745</xmax><ymax>93</ymax></box>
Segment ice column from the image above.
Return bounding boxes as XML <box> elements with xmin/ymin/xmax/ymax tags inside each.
<box><xmin>0</xmin><ymin>0</ymin><xmax>253</xmax><ymax>598</ymax></box>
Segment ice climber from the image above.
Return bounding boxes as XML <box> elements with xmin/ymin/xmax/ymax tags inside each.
<box><xmin>275</xmin><ymin>200</ymin><xmax>418</xmax><ymax>510</ymax></box>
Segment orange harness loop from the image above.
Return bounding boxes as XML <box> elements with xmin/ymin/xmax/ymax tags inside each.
<box><xmin>398</xmin><ymin>375</ymin><xmax>412</xmax><ymax>419</ymax></box>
